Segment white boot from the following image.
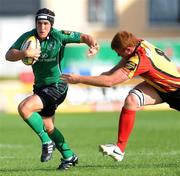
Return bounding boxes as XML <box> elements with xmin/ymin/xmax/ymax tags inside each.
<box><xmin>99</xmin><ymin>144</ymin><xmax>124</xmax><ymax>161</ymax></box>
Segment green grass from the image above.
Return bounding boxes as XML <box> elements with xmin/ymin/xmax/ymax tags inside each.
<box><xmin>0</xmin><ymin>110</ymin><xmax>180</xmax><ymax>176</ymax></box>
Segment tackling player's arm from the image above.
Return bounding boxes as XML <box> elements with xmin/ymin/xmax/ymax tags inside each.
<box><xmin>62</xmin><ymin>66</ymin><xmax>130</xmax><ymax>87</ymax></box>
<box><xmin>101</xmin><ymin>58</ymin><xmax>126</xmax><ymax>75</ymax></box>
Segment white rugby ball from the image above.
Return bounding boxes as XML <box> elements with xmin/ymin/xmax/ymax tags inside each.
<box><xmin>21</xmin><ymin>36</ymin><xmax>40</xmax><ymax>65</ymax></box>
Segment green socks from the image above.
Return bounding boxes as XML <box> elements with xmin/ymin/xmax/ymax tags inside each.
<box><xmin>49</xmin><ymin>128</ymin><xmax>74</xmax><ymax>159</ymax></box>
<box><xmin>24</xmin><ymin>113</ymin><xmax>73</xmax><ymax>159</ymax></box>
<box><xmin>25</xmin><ymin>112</ymin><xmax>52</xmax><ymax>144</ymax></box>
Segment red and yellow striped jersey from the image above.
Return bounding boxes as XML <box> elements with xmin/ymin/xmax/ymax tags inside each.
<box><xmin>123</xmin><ymin>40</ymin><xmax>180</xmax><ymax>92</ymax></box>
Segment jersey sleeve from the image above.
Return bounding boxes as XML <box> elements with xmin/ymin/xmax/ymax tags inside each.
<box><xmin>123</xmin><ymin>54</ymin><xmax>150</xmax><ymax>78</ymax></box>
<box><xmin>61</xmin><ymin>30</ymin><xmax>81</xmax><ymax>44</ymax></box>
<box><xmin>10</xmin><ymin>32</ymin><xmax>32</xmax><ymax>50</ymax></box>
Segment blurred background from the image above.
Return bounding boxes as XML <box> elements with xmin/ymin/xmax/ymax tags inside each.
<box><xmin>0</xmin><ymin>0</ymin><xmax>180</xmax><ymax>113</ymax></box>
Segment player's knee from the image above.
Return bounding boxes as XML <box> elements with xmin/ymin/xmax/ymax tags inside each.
<box><xmin>18</xmin><ymin>101</ymin><xmax>31</xmax><ymax>118</ymax></box>
<box><xmin>124</xmin><ymin>89</ymin><xmax>144</xmax><ymax>110</ymax></box>
<box><xmin>124</xmin><ymin>94</ymin><xmax>138</xmax><ymax>108</ymax></box>
<box><xmin>18</xmin><ymin>102</ymin><xmax>24</xmax><ymax>116</ymax></box>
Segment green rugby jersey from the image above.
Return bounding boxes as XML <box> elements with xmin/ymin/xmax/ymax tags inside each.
<box><xmin>11</xmin><ymin>28</ymin><xmax>81</xmax><ymax>87</ymax></box>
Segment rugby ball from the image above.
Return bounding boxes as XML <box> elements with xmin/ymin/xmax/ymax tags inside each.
<box><xmin>21</xmin><ymin>36</ymin><xmax>40</xmax><ymax>65</ymax></box>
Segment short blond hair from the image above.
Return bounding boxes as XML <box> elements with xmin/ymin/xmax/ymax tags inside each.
<box><xmin>111</xmin><ymin>31</ymin><xmax>139</xmax><ymax>50</ymax></box>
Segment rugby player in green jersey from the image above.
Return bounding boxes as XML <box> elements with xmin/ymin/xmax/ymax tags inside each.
<box><xmin>5</xmin><ymin>8</ymin><xmax>99</xmax><ymax>170</ymax></box>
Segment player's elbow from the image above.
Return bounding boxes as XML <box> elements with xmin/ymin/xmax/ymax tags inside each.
<box><xmin>97</xmin><ymin>75</ymin><xmax>117</xmax><ymax>87</ymax></box>
<box><xmin>5</xmin><ymin>49</ymin><xmax>21</xmax><ymax>62</ymax></box>
<box><xmin>5</xmin><ymin>49</ymin><xmax>16</xmax><ymax>61</ymax></box>
<box><xmin>103</xmin><ymin>78</ymin><xmax>117</xmax><ymax>87</ymax></box>
<box><xmin>5</xmin><ymin>51</ymin><xmax>11</xmax><ymax>61</ymax></box>
<box><xmin>106</xmin><ymin>82</ymin><xmax>116</xmax><ymax>87</ymax></box>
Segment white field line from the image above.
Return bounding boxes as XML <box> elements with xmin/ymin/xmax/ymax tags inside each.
<box><xmin>0</xmin><ymin>156</ymin><xmax>16</xmax><ymax>159</ymax></box>
<box><xmin>0</xmin><ymin>144</ymin><xmax>34</xmax><ymax>159</ymax></box>
<box><xmin>128</xmin><ymin>151</ymin><xmax>180</xmax><ymax>156</ymax></box>
<box><xmin>0</xmin><ymin>144</ymin><xmax>30</xmax><ymax>148</ymax></box>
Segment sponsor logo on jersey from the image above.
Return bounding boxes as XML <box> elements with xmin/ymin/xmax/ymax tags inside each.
<box><xmin>125</xmin><ymin>61</ymin><xmax>137</xmax><ymax>71</ymax></box>
<box><xmin>62</xmin><ymin>30</ymin><xmax>72</xmax><ymax>35</ymax></box>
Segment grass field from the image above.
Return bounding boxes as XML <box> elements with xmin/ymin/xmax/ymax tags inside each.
<box><xmin>0</xmin><ymin>110</ymin><xmax>180</xmax><ymax>176</ymax></box>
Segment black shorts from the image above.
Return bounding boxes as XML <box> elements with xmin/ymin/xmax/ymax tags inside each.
<box><xmin>33</xmin><ymin>82</ymin><xmax>68</xmax><ymax>116</ymax></box>
<box><xmin>156</xmin><ymin>89</ymin><xmax>180</xmax><ymax>111</ymax></box>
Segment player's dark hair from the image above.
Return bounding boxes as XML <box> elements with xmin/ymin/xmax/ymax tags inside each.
<box><xmin>36</xmin><ymin>8</ymin><xmax>55</xmax><ymax>26</ymax></box>
<box><xmin>111</xmin><ymin>31</ymin><xmax>139</xmax><ymax>50</ymax></box>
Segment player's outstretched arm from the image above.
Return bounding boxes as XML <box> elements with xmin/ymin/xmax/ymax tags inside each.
<box><xmin>61</xmin><ymin>73</ymin><xmax>111</xmax><ymax>87</ymax></box>
<box><xmin>61</xmin><ymin>68</ymin><xmax>130</xmax><ymax>87</ymax></box>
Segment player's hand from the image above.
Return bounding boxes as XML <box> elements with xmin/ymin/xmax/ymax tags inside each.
<box><xmin>61</xmin><ymin>73</ymin><xmax>80</xmax><ymax>84</ymax></box>
<box><xmin>24</xmin><ymin>41</ymin><xmax>41</xmax><ymax>60</ymax></box>
<box><xmin>87</xmin><ymin>43</ymin><xmax>99</xmax><ymax>57</ymax></box>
